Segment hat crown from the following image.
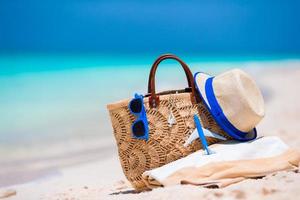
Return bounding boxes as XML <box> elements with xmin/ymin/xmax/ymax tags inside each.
<box><xmin>213</xmin><ymin>69</ymin><xmax>265</xmax><ymax>132</ymax></box>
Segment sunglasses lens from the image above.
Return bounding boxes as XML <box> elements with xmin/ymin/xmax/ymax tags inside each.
<box><xmin>132</xmin><ymin>120</ymin><xmax>145</xmax><ymax>137</ymax></box>
<box><xmin>129</xmin><ymin>98</ymin><xmax>142</xmax><ymax>113</ymax></box>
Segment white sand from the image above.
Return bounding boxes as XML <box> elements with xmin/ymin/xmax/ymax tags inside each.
<box><xmin>1</xmin><ymin>65</ymin><xmax>300</xmax><ymax>200</ymax></box>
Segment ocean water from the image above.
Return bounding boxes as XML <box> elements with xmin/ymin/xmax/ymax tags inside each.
<box><xmin>0</xmin><ymin>54</ymin><xmax>299</xmax><ymax>150</ymax></box>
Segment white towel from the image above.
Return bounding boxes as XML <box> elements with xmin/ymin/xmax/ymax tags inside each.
<box><xmin>142</xmin><ymin>136</ymin><xmax>300</xmax><ymax>189</ymax></box>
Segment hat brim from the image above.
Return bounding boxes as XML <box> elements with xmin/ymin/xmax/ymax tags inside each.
<box><xmin>194</xmin><ymin>72</ymin><xmax>257</xmax><ymax>141</ymax></box>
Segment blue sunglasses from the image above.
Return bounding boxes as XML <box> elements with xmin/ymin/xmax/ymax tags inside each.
<box><xmin>128</xmin><ymin>93</ymin><xmax>149</xmax><ymax>140</ymax></box>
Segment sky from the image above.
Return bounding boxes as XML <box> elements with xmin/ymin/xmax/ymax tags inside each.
<box><xmin>0</xmin><ymin>0</ymin><xmax>299</xmax><ymax>54</ymax></box>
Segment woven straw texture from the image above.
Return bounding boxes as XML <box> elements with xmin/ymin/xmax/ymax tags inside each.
<box><xmin>107</xmin><ymin>92</ymin><xmax>230</xmax><ymax>190</ymax></box>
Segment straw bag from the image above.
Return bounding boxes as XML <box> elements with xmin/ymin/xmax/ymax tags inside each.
<box><xmin>107</xmin><ymin>54</ymin><xmax>229</xmax><ymax>190</ymax></box>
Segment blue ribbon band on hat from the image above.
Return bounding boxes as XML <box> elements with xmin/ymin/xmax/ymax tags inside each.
<box><xmin>205</xmin><ymin>77</ymin><xmax>249</xmax><ymax>138</ymax></box>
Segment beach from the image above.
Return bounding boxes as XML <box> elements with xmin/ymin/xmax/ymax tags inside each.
<box><xmin>1</xmin><ymin>61</ymin><xmax>300</xmax><ymax>199</ymax></box>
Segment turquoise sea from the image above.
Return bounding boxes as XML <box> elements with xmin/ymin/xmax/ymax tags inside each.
<box><xmin>0</xmin><ymin>53</ymin><xmax>299</xmax><ymax>150</ymax></box>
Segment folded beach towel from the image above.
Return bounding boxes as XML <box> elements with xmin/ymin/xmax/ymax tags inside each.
<box><xmin>142</xmin><ymin>136</ymin><xmax>300</xmax><ymax>189</ymax></box>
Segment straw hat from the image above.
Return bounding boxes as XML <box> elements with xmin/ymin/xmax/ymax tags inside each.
<box><xmin>194</xmin><ymin>69</ymin><xmax>265</xmax><ymax>141</ymax></box>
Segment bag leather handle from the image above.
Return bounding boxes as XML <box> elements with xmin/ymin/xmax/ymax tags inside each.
<box><xmin>147</xmin><ymin>54</ymin><xmax>197</xmax><ymax>108</ymax></box>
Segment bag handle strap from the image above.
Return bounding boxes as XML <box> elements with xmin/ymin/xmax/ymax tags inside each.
<box><xmin>147</xmin><ymin>54</ymin><xmax>197</xmax><ymax>108</ymax></box>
